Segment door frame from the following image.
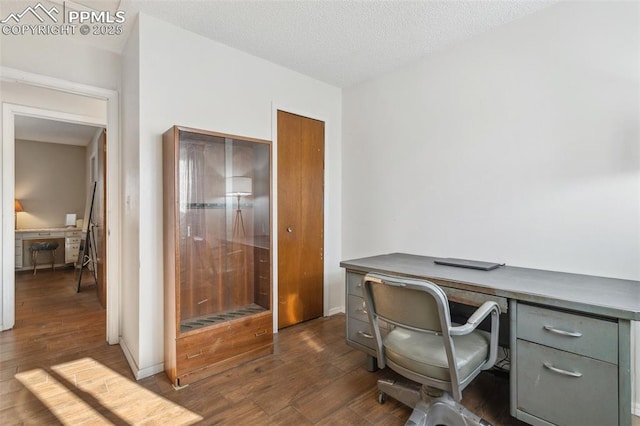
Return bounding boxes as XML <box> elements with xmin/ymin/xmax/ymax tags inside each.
<box><xmin>1</xmin><ymin>67</ymin><xmax>120</xmax><ymax>344</ymax></box>
<box><xmin>271</xmin><ymin>103</ymin><xmax>328</xmax><ymax>333</ymax></box>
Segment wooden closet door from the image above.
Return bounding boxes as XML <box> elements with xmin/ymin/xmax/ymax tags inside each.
<box><xmin>277</xmin><ymin>111</ymin><xmax>324</xmax><ymax>328</ymax></box>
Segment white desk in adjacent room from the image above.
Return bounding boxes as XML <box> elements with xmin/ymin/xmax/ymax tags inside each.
<box><xmin>15</xmin><ymin>228</ymin><xmax>83</xmax><ymax>271</ymax></box>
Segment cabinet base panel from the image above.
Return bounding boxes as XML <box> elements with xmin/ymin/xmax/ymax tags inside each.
<box><xmin>174</xmin><ymin>344</ymin><xmax>273</xmax><ymax>388</ymax></box>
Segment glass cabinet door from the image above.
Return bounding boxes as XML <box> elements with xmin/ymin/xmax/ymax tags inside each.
<box><xmin>176</xmin><ymin>129</ymin><xmax>271</xmax><ymax>334</ymax></box>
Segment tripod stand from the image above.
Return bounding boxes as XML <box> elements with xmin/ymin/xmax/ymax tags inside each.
<box><xmin>232</xmin><ymin>194</ymin><xmax>246</xmax><ymax>238</ymax></box>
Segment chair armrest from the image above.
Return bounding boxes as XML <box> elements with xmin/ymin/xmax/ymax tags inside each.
<box><xmin>449</xmin><ymin>301</ymin><xmax>500</xmax><ymax>336</ymax></box>
<box><xmin>450</xmin><ymin>301</ymin><xmax>501</xmax><ymax>370</ymax></box>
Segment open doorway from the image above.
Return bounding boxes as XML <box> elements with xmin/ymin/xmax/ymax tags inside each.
<box><xmin>14</xmin><ymin>116</ymin><xmax>107</xmax><ymax>314</ymax></box>
<box><xmin>1</xmin><ymin>71</ymin><xmax>120</xmax><ymax>344</ymax></box>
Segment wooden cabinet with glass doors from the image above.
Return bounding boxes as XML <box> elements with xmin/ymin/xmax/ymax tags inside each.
<box><xmin>163</xmin><ymin>125</ymin><xmax>272</xmax><ymax>387</ymax></box>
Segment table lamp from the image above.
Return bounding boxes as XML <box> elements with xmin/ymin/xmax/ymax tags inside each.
<box><xmin>14</xmin><ymin>199</ymin><xmax>24</xmax><ymax>229</ymax></box>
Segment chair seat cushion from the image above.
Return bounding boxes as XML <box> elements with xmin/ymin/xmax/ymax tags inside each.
<box><xmin>30</xmin><ymin>242</ymin><xmax>59</xmax><ymax>251</ymax></box>
<box><xmin>383</xmin><ymin>327</ymin><xmax>490</xmax><ymax>382</ymax></box>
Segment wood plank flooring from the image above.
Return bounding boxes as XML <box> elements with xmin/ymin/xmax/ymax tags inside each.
<box><xmin>2</xmin><ymin>269</ymin><xmax>634</xmax><ymax>425</ymax></box>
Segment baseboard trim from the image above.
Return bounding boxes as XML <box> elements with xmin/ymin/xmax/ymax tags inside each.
<box><xmin>137</xmin><ymin>361</ymin><xmax>164</xmax><ymax>380</ymax></box>
<box><xmin>119</xmin><ymin>338</ymin><xmax>165</xmax><ymax>380</ymax></box>
<box><xmin>633</xmin><ymin>401</ymin><xmax>640</xmax><ymax>417</ymax></box>
<box><xmin>327</xmin><ymin>306</ymin><xmax>345</xmax><ymax>316</ymax></box>
<box><xmin>118</xmin><ymin>338</ymin><xmax>139</xmax><ymax>378</ymax></box>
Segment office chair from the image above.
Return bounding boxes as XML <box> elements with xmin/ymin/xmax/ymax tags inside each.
<box><xmin>362</xmin><ymin>273</ymin><xmax>500</xmax><ymax>426</ymax></box>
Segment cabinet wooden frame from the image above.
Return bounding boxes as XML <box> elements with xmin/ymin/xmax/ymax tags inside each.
<box><xmin>163</xmin><ymin>125</ymin><xmax>273</xmax><ymax>387</ymax></box>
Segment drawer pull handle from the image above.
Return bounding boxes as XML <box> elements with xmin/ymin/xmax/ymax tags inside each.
<box><xmin>255</xmin><ymin>330</ymin><xmax>267</xmax><ymax>337</ymax></box>
<box><xmin>355</xmin><ymin>308</ymin><xmax>368</xmax><ymax>315</ymax></box>
<box><xmin>543</xmin><ymin>362</ymin><xmax>582</xmax><ymax>378</ymax></box>
<box><xmin>357</xmin><ymin>331</ymin><xmax>373</xmax><ymax>339</ymax></box>
<box><xmin>543</xmin><ymin>325</ymin><xmax>582</xmax><ymax>337</ymax></box>
<box><xmin>186</xmin><ymin>350</ymin><xmax>203</xmax><ymax>359</ymax></box>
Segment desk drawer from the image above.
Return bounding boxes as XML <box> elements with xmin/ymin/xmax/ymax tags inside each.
<box><xmin>347</xmin><ymin>317</ymin><xmax>376</xmax><ymax>350</ymax></box>
<box><xmin>517</xmin><ymin>304</ymin><xmax>617</xmax><ymax>363</ymax></box>
<box><xmin>517</xmin><ymin>339</ymin><xmax>617</xmax><ymax>426</ymax></box>
<box><xmin>65</xmin><ymin>236</ymin><xmax>81</xmax><ymax>263</ymax></box>
<box><xmin>348</xmin><ymin>294</ymin><xmax>369</xmax><ymax>322</ymax></box>
<box><xmin>347</xmin><ymin>272</ymin><xmax>365</xmax><ymax>296</ymax></box>
<box><xmin>15</xmin><ymin>239</ymin><xmax>23</xmax><ymax>268</ymax></box>
<box><xmin>23</xmin><ymin>231</ymin><xmax>65</xmax><ymax>239</ymax></box>
<box><xmin>347</xmin><ymin>317</ymin><xmax>389</xmax><ymax>350</ymax></box>
<box><xmin>65</xmin><ymin>246</ymin><xmax>80</xmax><ymax>263</ymax></box>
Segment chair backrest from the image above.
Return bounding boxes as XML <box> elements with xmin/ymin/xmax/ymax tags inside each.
<box><xmin>365</xmin><ymin>274</ymin><xmax>450</xmax><ymax>333</ymax></box>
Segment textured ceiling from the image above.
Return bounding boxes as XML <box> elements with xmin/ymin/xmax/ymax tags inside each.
<box><xmin>5</xmin><ymin>0</ymin><xmax>557</xmax><ymax>139</ymax></box>
<box><xmin>121</xmin><ymin>0</ymin><xmax>555</xmax><ymax>88</ymax></box>
<box><xmin>1</xmin><ymin>0</ymin><xmax>556</xmax><ymax>88</ymax></box>
<box><xmin>5</xmin><ymin>2</ymin><xmax>557</xmax><ymax>155</ymax></box>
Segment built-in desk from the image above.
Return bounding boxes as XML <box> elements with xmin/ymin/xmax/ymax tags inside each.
<box><xmin>15</xmin><ymin>228</ymin><xmax>83</xmax><ymax>271</ymax></box>
<box><xmin>341</xmin><ymin>253</ymin><xmax>639</xmax><ymax>426</ymax></box>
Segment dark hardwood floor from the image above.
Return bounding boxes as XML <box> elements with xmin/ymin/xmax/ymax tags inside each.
<box><xmin>2</xmin><ymin>268</ymin><xmax>525</xmax><ymax>425</ymax></box>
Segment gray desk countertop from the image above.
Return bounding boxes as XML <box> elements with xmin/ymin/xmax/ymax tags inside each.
<box><xmin>341</xmin><ymin>253</ymin><xmax>640</xmax><ymax>321</ymax></box>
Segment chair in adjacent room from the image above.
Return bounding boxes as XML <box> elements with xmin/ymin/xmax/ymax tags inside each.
<box><xmin>29</xmin><ymin>241</ymin><xmax>59</xmax><ymax>275</ymax></box>
<box><xmin>362</xmin><ymin>273</ymin><xmax>501</xmax><ymax>426</ymax></box>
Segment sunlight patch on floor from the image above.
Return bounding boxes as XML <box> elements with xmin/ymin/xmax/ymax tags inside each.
<box><xmin>16</xmin><ymin>357</ymin><xmax>203</xmax><ymax>425</ymax></box>
<box><xmin>297</xmin><ymin>330</ymin><xmax>324</xmax><ymax>353</ymax></box>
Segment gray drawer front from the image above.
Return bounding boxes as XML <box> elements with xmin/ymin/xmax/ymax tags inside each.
<box><xmin>517</xmin><ymin>304</ymin><xmax>618</xmax><ymax>364</ymax></box>
<box><xmin>347</xmin><ymin>271</ymin><xmax>365</xmax><ymax>296</ymax></box>
<box><xmin>347</xmin><ymin>317</ymin><xmax>376</xmax><ymax>350</ymax></box>
<box><xmin>517</xmin><ymin>339</ymin><xmax>617</xmax><ymax>426</ymax></box>
<box><xmin>347</xmin><ymin>294</ymin><xmax>369</xmax><ymax>322</ymax></box>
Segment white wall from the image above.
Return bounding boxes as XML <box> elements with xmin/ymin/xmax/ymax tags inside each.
<box><xmin>1</xmin><ymin>36</ymin><xmax>121</xmax><ymax>91</ymax></box>
<box><xmin>15</xmin><ymin>139</ymin><xmax>87</xmax><ymax>229</ymax></box>
<box><xmin>120</xmin><ymin>13</ymin><xmax>342</xmax><ymax>377</ymax></box>
<box><xmin>342</xmin><ymin>0</ymin><xmax>639</xmax><ymax>413</ymax></box>
<box><xmin>343</xmin><ymin>1</ymin><xmax>639</xmax><ymax>279</ymax></box>
<box><xmin>120</xmin><ymin>15</ymin><xmax>141</xmax><ymax>375</ymax></box>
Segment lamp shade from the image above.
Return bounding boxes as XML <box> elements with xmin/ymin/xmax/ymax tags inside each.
<box><xmin>226</xmin><ymin>177</ymin><xmax>252</xmax><ymax>196</ymax></box>
<box><xmin>14</xmin><ymin>199</ymin><xmax>24</xmax><ymax>212</ymax></box>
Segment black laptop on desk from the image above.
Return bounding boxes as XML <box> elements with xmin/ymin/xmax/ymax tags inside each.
<box><xmin>434</xmin><ymin>258</ymin><xmax>504</xmax><ymax>271</ymax></box>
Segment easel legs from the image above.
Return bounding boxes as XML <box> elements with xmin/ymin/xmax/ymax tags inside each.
<box><xmin>77</xmin><ymin>224</ymin><xmax>98</xmax><ymax>292</ymax></box>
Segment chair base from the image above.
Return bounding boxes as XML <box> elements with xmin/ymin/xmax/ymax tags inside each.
<box><xmin>377</xmin><ymin>377</ymin><xmax>492</xmax><ymax>426</ymax></box>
